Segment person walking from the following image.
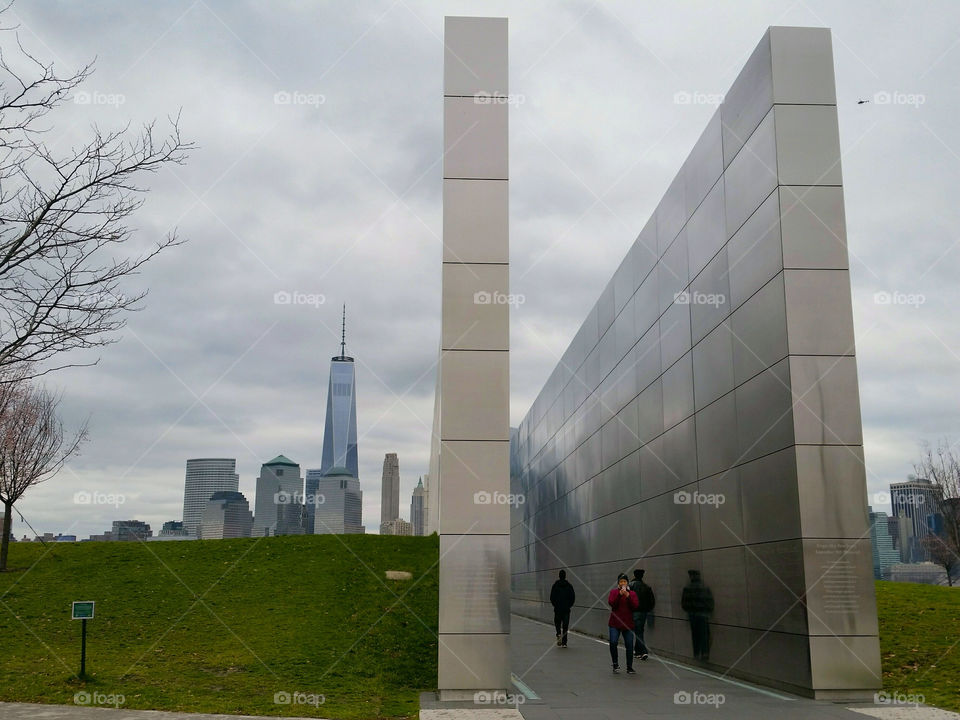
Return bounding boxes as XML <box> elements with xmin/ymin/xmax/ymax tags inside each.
<box><xmin>607</xmin><ymin>572</ymin><xmax>639</xmax><ymax>674</ymax></box>
<box><xmin>549</xmin><ymin>569</ymin><xmax>576</xmax><ymax>647</ymax></box>
<box><xmin>629</xmin><ymin>568</ymin><xmax>655</xmax><ymax>660</ymax></box>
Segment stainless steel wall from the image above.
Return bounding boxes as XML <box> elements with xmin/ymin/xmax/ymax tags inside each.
<box><xmin>510</xmin><ymin>26</ymin><xmax>881</xmax><ymax>700</ymax></box>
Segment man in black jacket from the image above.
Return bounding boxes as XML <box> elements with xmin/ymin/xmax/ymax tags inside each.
<box><xmin>549</xmin><ymin>569</ymin><xmax>576</xmax><ymax>647</ymax></box>
<box><xmin>629</xmin><ymin>569</ymin><xmax>655</xmax><ymax>660</ymax></box>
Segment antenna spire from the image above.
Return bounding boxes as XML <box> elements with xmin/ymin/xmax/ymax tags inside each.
<box><xmin>340</xmin><ymin>304</ymin><xmax>346</xmax><ymax>357</ymax></box>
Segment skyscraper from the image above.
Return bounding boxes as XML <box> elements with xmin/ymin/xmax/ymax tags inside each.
<box><xmin>304</xmin><ymin>468</ymin><xmax>324</xmax><ymax>533</ymax></box>
<box><xmin>868</xmin><ymin>507</ymin><xmax>900</xmax><ymax>580</ymax></box>
<box><xmin>320</xmin><ymin>307</ymin><xmax>358</xmax><ymax>478</ymax></box>
<box><xmin>411</xmin><ymin>476</ymin><xmax>426</xmax><ymax>536</ymax></box>
<box><xmin>198</xmin><ymin>491</ymin><xmax>254</xmax><ymax>539</ymax></box>
<box><xmin>380</xmin><ymin>452</ymin><xmax>400</xmax><ymax>532</ymax></box>
<box><xmin>891</xmin><ymin>477</ymin><xmax>944</xmax><ymax>562</ymax></box>
<box><xmin>252</xmin><ymin>455</ymin><xmax>303</xmax><ymax>537</ymax></box>
<box><xmin>312</xmin><ymin>467</ymin><xmax>364</xmax><ymax>534</ymax></box>
<box><xmin>182</xmin><ymin>458</ymin><xmax>239</xmax><ymax>537</ymax></box>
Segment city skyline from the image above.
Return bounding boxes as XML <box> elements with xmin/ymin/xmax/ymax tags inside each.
<box><xmin>7</xmin><ymin>1</ymin><xmax>959</xmax><ymax>541</ymax></box>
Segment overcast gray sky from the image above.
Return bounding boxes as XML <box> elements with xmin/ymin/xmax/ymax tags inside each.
<box><xmin>7</xmin><ymin>0</ymin><xmax>960</xmax><ymax>538</ymax></box>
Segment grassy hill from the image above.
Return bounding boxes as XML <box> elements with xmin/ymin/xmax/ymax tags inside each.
<box><xmin>0</xmin><ymin>534</ymin><xmax>439</xmax><ymax>719</ymax></box>
<box><xmin>876</xmin><ymin>580</ymin><xmax>960</xmax><ymax>712</ymax></box>
<box><xmin>3</xmin><ymin>538</ymin><xmax>959</xmax><ymax>718</ymax></box>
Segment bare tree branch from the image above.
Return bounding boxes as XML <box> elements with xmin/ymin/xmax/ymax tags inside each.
<box><xmin>0</xmin><ymin>10</ymin><xmax>194</xmax><ymax>379</ymax></box>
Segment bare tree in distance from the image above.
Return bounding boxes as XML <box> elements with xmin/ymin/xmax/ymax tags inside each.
<box><xmin>914</xmin><ymin>439</ymin><xmax>960</xmax><ymax>586</ymax></box>
<box><xmin>0</xmin><ymin>366</ymin><xmax>87</xmax><ymax>570</ymax></box>
<box><xmin>0</xmin><ymin>7</ymin><xmax>194</xmax><ymax>379</ymax></box>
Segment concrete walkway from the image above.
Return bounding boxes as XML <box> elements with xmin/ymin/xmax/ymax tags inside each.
<box><xmin>509</xmin><ymin>614</ymin><xmax>957</xmax><ymax>720</ymax></box>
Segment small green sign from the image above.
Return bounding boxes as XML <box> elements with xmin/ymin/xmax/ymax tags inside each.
<box><xmin>72</xmin><ymin>601</ymin><xmax>95</xmax><ymax>620</ymax></box>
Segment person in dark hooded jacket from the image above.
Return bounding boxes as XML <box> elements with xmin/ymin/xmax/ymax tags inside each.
<box><xmin>628</xmin><ymin>568</ymin><xmax>655</xmax><ymax>659</ymax></box>
<box><xmin>550</xmin><ymin>569</ymin><xmax>576</xmax><ymax>647</ymax></box>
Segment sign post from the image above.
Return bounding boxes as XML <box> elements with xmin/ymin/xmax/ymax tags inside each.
<box><xmin>71</xmin><ymin>601</ymin><xmax>94</xmax><ymax>678</ymax></box>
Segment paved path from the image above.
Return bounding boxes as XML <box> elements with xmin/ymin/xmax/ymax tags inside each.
<box><xmin>509</xmin><ymin>614</ymin><xmax>957</xmax><ymax>720</ymax></box>
<box><xmin>0</xmin><ymin>705</ymin><xmax>321</xmax><ymax>720</ymax></box>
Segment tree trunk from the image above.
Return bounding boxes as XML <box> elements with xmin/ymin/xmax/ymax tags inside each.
<box><xmin>0</xmin><ymin>499</ymin><xmax>12</xmax><ymax>572</ymax></box>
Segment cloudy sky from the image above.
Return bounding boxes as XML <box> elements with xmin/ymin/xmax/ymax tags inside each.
<box><xmin>6</xmin><ymin>0</ymin><xmax>960</xmax><ymax>538</ymax></box>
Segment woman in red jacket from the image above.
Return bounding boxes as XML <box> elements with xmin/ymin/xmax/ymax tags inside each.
<box><xmin>608</xmin><ymin>572</ymin><xmax>639</xmax><ymax>674</ymax></box>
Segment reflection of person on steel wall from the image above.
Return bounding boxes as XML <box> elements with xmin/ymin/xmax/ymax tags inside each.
<box><xmin>629</xmin><ymin>568</ymin><xmax>655</xmax><ymax>660</ymax></box>
<box><xmin>680</xmin><ymin>569</ymin><xmax>714</xmax><ymax>661</ymax></box>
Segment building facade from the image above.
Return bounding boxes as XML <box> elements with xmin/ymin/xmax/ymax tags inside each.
<box><xmin>381</xmin><ymin>518</ymin><xmax>413</xmax><ymax>536</ymax></box>
<box><xmin>320</xmin><ymin>312</ymin><xmax>359</xmax><ymax>479</ymax></box>
<box><xmin>252</xmin><ymin>454</ymin><xmax>303</xmax><ymax>537</ymax></box>
<box><xmin>380</xmin><ymin>453</ymin><xmax>401</xmax><ymax>527</ymax></box>
<box><xmin>891</xmin><ymin>478</ymin><xmax>943</xmax><ymax>562</ymax></box>
<box><xmin>112</xmin><ymin>520</ymin><xmax>152</xmax><ymax>542</ymax></box>
<box><xmin>313</xmin><ymin>467</ymin><xmax>364</xmax><ymax>535</ymax></box>
<box><xmin>868</xmin><ymin>508</ymin><xmax>901</xmax><ymax>579</ymax></box>
<box><xmin>198</xmin><ymin>491</ymin><xmax>254</xmax><ymax>539</ymax></box>
<box><xmin>411</xmin><ymin>477</ymin><xmax>426</xmax><ymax>536</ymax></box>
<box><xmin>510</xmin><ymin>27</ymin><xmax>880</xmax><ymax>699</ymax></box>
<box><xmin>182</xmin><ymin>458</ymin><xmax>240</xmax><ymax>537</ymax></box>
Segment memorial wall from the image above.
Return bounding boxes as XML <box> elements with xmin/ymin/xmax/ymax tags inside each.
<box><xmin>510</xmin><ymin>26</ymin><xmax>882</xmax><ymax>699</ymax></box>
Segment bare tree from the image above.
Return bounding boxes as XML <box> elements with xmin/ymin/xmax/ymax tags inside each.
<box><xmin>0</xmin><ymin>367</ymin><xmax>87</xmax><ymax>570</ymax></box>
<box><xmin>914</xmin><ymin>439</ymin><xmax>960</xmax><ymax>586</ymax></box>
<box><xmin>0</xmin><ymin>9</ymin><xmax>193</xmax><ymax>378</ymax></box>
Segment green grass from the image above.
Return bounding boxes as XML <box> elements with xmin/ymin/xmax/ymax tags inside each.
<box><xmin>876</xmin><ymin>580</ymin><xmax>960</xmax><ymax>712</ymax></box>
<box><xmin>0</xmin><ymin>534</ymin><xmax>439</xmax><ymax>719</ymax></box>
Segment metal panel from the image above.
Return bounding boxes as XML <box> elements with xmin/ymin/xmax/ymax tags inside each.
<box><xmin>439</xmin><ymin>534</ymin><xmax>511</xmax><ymax>633</ymax></box>
<box><xmin>659</xmin><ymin>301</ymin><xmax>691</xmax><ymax>370</ymax></box>
<box><xmin>720</xmin><ymin>29</ymin><xmax>773</xmax><ymax>168</ymax></box>
<box><xmin>784</xmin><ymin>269</ymin><xmax>856</xmax><ymax>355</ymax></box>
<box><xmin>683</xmin><ymin>109</ymin><xmax>724</xmax><ymax>217</ymax></box>
<box><xmin>802</xmin><ymin>538</ymin><xmax>879</xmax><ymax>637</ymax></box>
<box><xmin>698</xmin><ymin>466</ymin><xmax>744</xmax><ymax>549</ymax></box>
<box><xmin>796</xmin><ymin>445</ymin><xmax>870</xmax><ymax>539</ymax></box>
<box><xmin>695</xmin><ymin>392</ymin><xmax>739</xmax><ymax>480</ymax></box>
<box><xmin>724</xmin><ymin>107</ymin><xmax>777</xmax><ymax>237</ymax></box>
<box><xmin>657</xmin><ymin>173</ymin><xmax>687</xmax><ymax>255</ymax></box>
<box><xmin>731</xmin><ymin>272</ymin><xmax>788</xmax><ymax>386</ymax></box>
<box><xmin>439</xmin><ymin>441</ymin><xmax>511</xmax><ymax>534</ymax></box>
<box><xmin>661</xmin><ymin>351</ymin><xmax>694</xmax><ymax>431</ymax></box>
<box><xmin>443</xmin><ymin>179</ymin><xmax>508</xmax><ymax>263</ymax></box>
<box><xmin>443</xmin><ymin>96</ymin><xmax>508</xmax><ymax>180</ymax></box>
<box><xmin>734</xmin><ymin>357</ymin><xmax>794</xmax><ymax>463</ymax></box>
<box><xmin>808</xmin><ymin>636</ymin><xmax>882</xmax><ymax>692</ymax></box>
<box><xmin>438</xmin><ymin>633</ymin><xmax>512</xmax><ymax>690</ymax></box>
<box><xmin>690</xmin><ymin>247</ymin><xmax>731</xmax><ymax>345</ymax></box>
<box><xmin>686</xmin><ymin>179</ymin><xmax>727</xmax><ymax>280</ymax></box>
<box><xmin>692</xmin><ymin>320</ymin><xmax>735</xmax><ymax>411</ymax></box>
<box><xmin>739</xmin><ymin>447</ymin><xmax>802</xmax><ymax>545</ymax></box>
<box><xmin>745</xmin><ymin>539</ymin><xmax>808</xmax><ymax>635</ymax></box>
<box><xmin>780</xmin><ymin>187</ymin><xmax>848</xmax><ymax>269</ymax></box>
<box><xmin>443</xmin><ymin>16</ymin><xmax>508</xmax><ymax>96</ymax></box>
<box><xmin>769</xmin><ymin>26</ymin><xmax>837</xmax><ymax>104</ymax></box>
<box><xmin>774</xmin><ymin>104</ymin><xmax>843</xmax><ymax>186</ymax></box>
<box><xmin>727</xmin><ymin>189</ymin><xmax>782</xmax><ymax>310</ymax></box>
<box><xmin>658</xmin><ymin>230</ymin><xmax>690</xmax><ymax>313</ymax></box>
<box><xmin>789</xmin><ymin>355</ymin><xmax>863</xmax><ymax>445</ymax></box>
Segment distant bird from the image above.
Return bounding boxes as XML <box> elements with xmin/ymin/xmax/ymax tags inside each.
<box><xmin>857</xmin><ymin>99</ymin><xmax>870</xmax><ymax>104</ymax></box>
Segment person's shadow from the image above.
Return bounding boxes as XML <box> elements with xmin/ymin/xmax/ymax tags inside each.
<box><xmin>680</xmin><ymin>569</ymin><xmax>713</xmax><ymax>661</ymax></box>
